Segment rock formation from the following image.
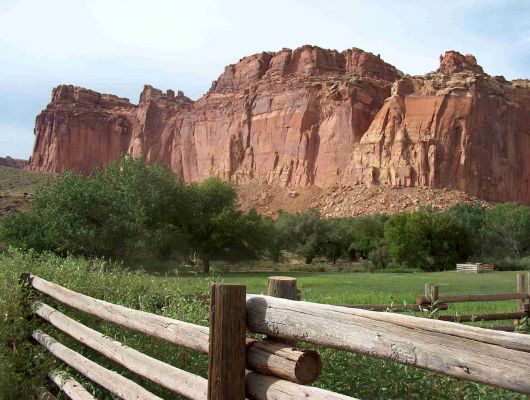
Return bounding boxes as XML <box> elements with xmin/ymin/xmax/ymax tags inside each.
<box><xmin>28</xmin><ymin>47</ymin><xmax>530</xmax><ymax>204</ymax></box>
<box><xmin>0</xmin><ymin>156</ymin><xmax>27</xmax><ymax>169</ymax></box>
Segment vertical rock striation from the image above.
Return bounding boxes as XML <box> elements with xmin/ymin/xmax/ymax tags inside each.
<box><xmin>345</xmin><ymin>51</ymin><xmax>530</xmax><ymax>203</ymax></box>
<box><xmin>28</xmin><ymin>47</ymin><xmax>530</xmax><ymax>204</ymax></box>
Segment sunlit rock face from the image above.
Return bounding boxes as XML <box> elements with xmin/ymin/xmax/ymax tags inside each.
<box><xmin>344</xmin><ymin>51</ymin><xmax>530</xmax><ymax>204</ymax></box>
<box><xmin>28</xmin><ymin>47</ymin><xmax>530</xmax><ymax>204</ymax></box>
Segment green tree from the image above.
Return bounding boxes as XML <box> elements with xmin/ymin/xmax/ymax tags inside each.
<box><xmin>445</xmin><ymin>204</ymin><xmax>485</xmax><ymax>256</ymax></box>
<box><xmin>1</xmin><ymin>156</ymin><xmax>193</xmax><ymax>260</ymax></box>
<box><xmin>273</xmin><ymin>209</ymin><xmax>328</xmax><ymax>264</ymax></box>
<box><xmin>480</xmin><ymin>203</ymin><xmax>530</xmax><ymax>259</ymax></box>
<box><xmin>186</xmin><ymin>178</ymin><xmax>268</xmax><ymax>272</ymax></box>
<box><xmin>385</xmin><ymin>209</ymin><xmax>473</xmax><ymax>270</ymax></box>
<box><xmin>430</xmin><ymin>212</ymin><xmax>473</xmax><ymax>270</ymax></box>
<box><xmin>348</xmin><ymin>214</ymin><xmax>387</xmax><ymax>260</ymax></box>
<box><xmin>385</xmin><ymin>211</ymin><xmax>431</xmax><ymax>268</ymax></box>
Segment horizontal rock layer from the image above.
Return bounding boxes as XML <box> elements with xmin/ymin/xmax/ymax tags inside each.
<box><xmin>28</xmin><ymin>47</ymin><xmax>530</xmax><ymax>204</ymax></box>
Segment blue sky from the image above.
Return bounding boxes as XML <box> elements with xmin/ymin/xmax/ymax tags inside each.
<box><xmin>0</xmin><ymin>0</ymin><xmax>528</xmax><ymax>159</ymax></box>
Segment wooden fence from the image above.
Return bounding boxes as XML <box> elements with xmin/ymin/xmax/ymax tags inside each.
<box><xmin>338</xmin><ymin>273</ymin><xmax>530</xmax><ymax>330</ymax></box>
<box><xmin>416</xmin><ymin>273</ymin><xmax>530</xmax><ymax>330</ymax></box>
<box><xmin>21</xmin><ymin>273</ymin><xmax>530</xmax><ymax>399</ymax></box>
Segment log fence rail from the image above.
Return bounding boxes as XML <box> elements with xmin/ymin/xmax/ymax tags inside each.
<box><xmin>20</xmin><ymin>272</ymin><xmax>530</xmax><ymax>399</ymax></box>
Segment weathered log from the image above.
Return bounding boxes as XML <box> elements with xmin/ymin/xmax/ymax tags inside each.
<box><xmin>416</xmin><ymin>292</ymin><xmax>528</xmax><ymax>305</ymax></box>
<box><xmin>35</xmin><ymin>303</ymin><xmax>208</xmax><ymax>400</ymax></box>
<box><xmin>32</xmin><ymin>330</ymin><xmax>163</xmax><ymax>400</ymax></box>
<box><xmin>35</xmin><ymin>302</ymin><xmax>324</xmax><ymax>399</ymax></box>
<box><xmin>335</xmin><ymin>303</ymin><xmax>448</xmax><ymax>311</ymax></box>
<box><xmin>246</xmin><ymin>340</ymin><xmax>322</xmax><ymax>385</ymax></box>
<box><xmin>208</xmin><ymin>284</ymin><xmax>246</xmax><ymax>400</ymax></box>
<box><xmin>246</xmin><ymin>294</ymin><xmax>530</xmax><ymax>394</ymax></box>
<box><xmin>489</xmin><ymin>325</ymin><xmax>516</xmax><ymax>332</ymax></box>
<box><xmin>48</xmin><ymin>370</ymin><xmax>97</xmax><ymax>400</ymax></box>
<box><xmin>438</xmin><ymin>312</ymin><xmax>526</xmax><ymax>322</ymax></box>
<box><xmin>29</xmin><ymin>274</ymin><xmax>321</xmax><ymax>383</ymax></box>
<box><xmin>245</xmin><ymin>372</ymin><xmax>357</xmax><ymax>400</ymax></box>
<box><xmin>29</xmin><ymin>274</ymin><xmax>208</xmax><ymax>352</ymax></box>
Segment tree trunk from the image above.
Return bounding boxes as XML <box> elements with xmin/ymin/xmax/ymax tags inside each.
<box><xmin>202</xmin><ymin>257</ymin><xmax>211</xmax><ymax>274</ymax></box>
<box><xmin>305</xmin><ymin>255</ymin><xmax>314</xmax><ymax>265</ymax></box>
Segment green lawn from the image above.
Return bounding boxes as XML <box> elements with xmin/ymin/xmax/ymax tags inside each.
<box><xmin>1</xmin><ymin>251</ymin><xmax>527</xmax><ymax>400</ymax></box>
<box><xmin>161</xmin><ymin>270</ymin><xmax>526</xmax><ymax>324</ymax></box>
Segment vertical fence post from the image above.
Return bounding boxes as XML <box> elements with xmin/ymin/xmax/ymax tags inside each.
<box><xmin>527</xmin><ymin>272</ymin><xmax>530</xmax><ymax>316</ymax></box>
<box><xmin>268</xmin><ymin>276</ymin><xmax>298</xmax><ymax>300</ymax></box>
<box><xmin>424</xmin><ymin>283</ymin><xmax>433</xmax><ymax>304</ymax></box>
<box><xmin>267</xmin><ymin>276</ymin><xmax>298</xmax><ymax>345</ymax></box>
<box><xmin>517</xmin><ymin>273</ymin><xmax>526</xmax><ymax>312</ymax></box>
<box><xmin>429</xmin><ymin>284</ymin><xmax>439</xmax><ymax>312</ymax></box>
<box><xmin>207</xmin><ymin>283</ymin><xmax>246</xmax><ymax>400</ymax></box>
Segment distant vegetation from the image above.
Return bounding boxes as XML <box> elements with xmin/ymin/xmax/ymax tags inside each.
<box><xmin>1</xmin><ymin>156</ymin><xmax>529</xmax><ymax>271</ymax></box>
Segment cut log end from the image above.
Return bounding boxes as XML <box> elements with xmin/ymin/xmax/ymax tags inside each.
<box><xmin>294</xmin><ymin>349</ymin><xmax>324</xmax><ymax>385</ymax></box>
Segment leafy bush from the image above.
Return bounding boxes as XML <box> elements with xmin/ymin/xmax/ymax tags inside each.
<box><xmin>1</xmin><ymin>157</ymin><xmax>271</xmax><ymax>272</ymax></box>
<box><xmin>384</xmin><ymin>209</ymin><xmax>473</xmax><ymax>270</ymax></box>
<box><xmin>1</xmin><ymin>157</ymin><xmax>193</xmax><ymax>260</ymax></box>
<box><xmin>368</xmin><ymin>246</ymin><xmax>390</xmax><ymax>268</ymax></box>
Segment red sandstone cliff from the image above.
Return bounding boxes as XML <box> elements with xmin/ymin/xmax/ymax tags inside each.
<box><xmin>28</xmin><ymin>47</ymin><xmax>530</xmax><ymax>204</ymax></box>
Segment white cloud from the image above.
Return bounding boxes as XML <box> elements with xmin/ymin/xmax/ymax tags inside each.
<box><xmin>0</xmin><ymin>0</ymin><xmax>528</xmax><ymax>157</ymax></box>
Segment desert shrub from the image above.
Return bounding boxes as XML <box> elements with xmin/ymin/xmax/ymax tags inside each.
<box><xmin>368</xmin><ymin>246</ymin><xmax>390</xmax><ymax>268</ymax></box>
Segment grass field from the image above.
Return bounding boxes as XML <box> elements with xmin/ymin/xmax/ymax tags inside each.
<box><xmin>0</xmin><ymin>166</ymin><xmax>53</xmax><ymax>195</ymax></box>
<box><xmin>1</xmin><ymin>250</ymin><xmax>527</xmax><ymax>399</ymax></box>
<box><xmin>151</xmin><ymin>270</ymin><xmax>527</xmax><ymax>325</ymax></box>
<box><xmin>0</xmin><ymin>166</ymin><xmax>54</xmax><ymax>222</ymax></box>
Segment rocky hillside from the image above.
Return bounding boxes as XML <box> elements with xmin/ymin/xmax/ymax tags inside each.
<box><xmin>0</xmin><ymin>157</ymin><xmax>27</xmax><ymax>169</ymax></box>
<box><xmin>237</xmin><ymin>183</ymin><xmax>489</xmax><ymax>218</ymax></box>
<box><xmin>28</xmin><ymin>46</ymin><xmax>530</xmax><ymax>204</ymax></box>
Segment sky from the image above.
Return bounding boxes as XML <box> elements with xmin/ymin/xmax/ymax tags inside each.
<box><xmin>0</xmin><ymin>0</ymin><xmax>529</xmax><ymax>159</ymax></box>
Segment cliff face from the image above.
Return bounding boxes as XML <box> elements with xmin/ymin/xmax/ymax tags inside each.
<box><xmin>344</xmin><ymin>52</ymin><xmax>530</xmax><ymax>203</ymax></box>
<box><xmin>28</xmin><ymin>47</ymin><xmax>530</xmax><ymax>204</ymax></box>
